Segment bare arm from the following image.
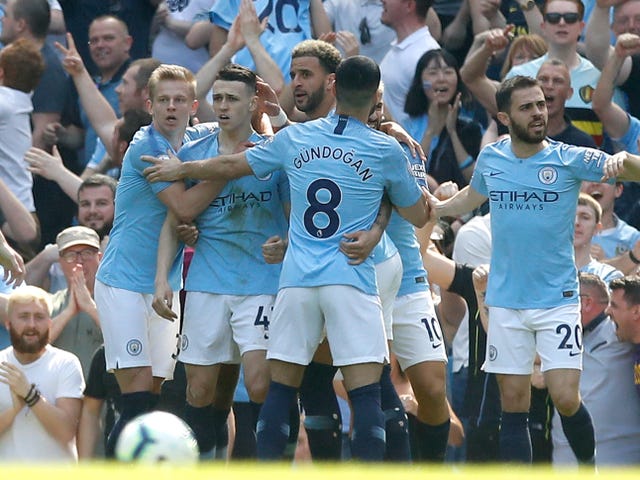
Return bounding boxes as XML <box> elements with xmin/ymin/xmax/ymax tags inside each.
<box><xmin>0</xmin><ymin>178</ymin><xmax>39</xmax><ymax>246</ymax></box>
<box><xmin>310</xmin><ymin>0</ymin><xmax>332</xmax><ymax>38</ymax></box>
<box><xmin>33</xmin><ymin>396</ymin><xmax>83</xmax><ymax>446</ymax></box>
<box><xmin>143</xmin><ymin>150</ymin><xmax>253</xmax><ymax>183</ymax></box>
<box><xmin>585</xmin><ymin>2</ymin><xmax>625</xmax><ymax>76</ymax></box>
<box><xmin>185</xmin><ymin>21</ymin><xmax>214</xmax><ymax>49</ymax></box>
<box><xmin>77</xmin><ymin>396</ymin><xmax>103</xmax><ymax>459</ymax></box>
<box><xmin>25</xmin><ymin>146</ymin><xmax>83</xmax><ymax>203</ymax></box>
<box><xmin>32</xmin><ymin>112</ymin><xmax>62</xmax><ymax>150</ymax></box>
<box><xmin>152</xmin><ymin>211</ymin><xmax>180</xmax><ymax>320</ymax></box>
<box><xmin>592</xmin><ymin>37</ymin><xmax>635</xmax><ymax>139</ymax></box>
<box><xmin>395</xmin><ymin>188</ymin><xmax>431</xmax><ymax>228</ymax></box>
<box><xmin>24</xmin><ymin>244</ymin><xmax>57</xmax><ymax>290</ymax></box>
<box><xmin>470</xmin><ymin>0</ymin><xmax>506</xmax><ymax>34</ymax></box>
<box><xmin>49</xmin><ymin>7</ymin><xmax>67</xmax><ymax>34</ymax></box>
<box><xmin>460</xmin><ymin>28</ymin><xmax>511</xmax><ymax>116</ymax></box>
<box><xmin>55</xmin><ymin>34</ymin><xmax>118</xmax><ymax>158</ymax></box>
<box><xmin>472</xmin><ymin>264</ymin><xmax>490</xmax><ymax>332</ymax></box>
<box><xmin>433</xmin><ymin>185</ymin><xmax>487</xmax><ymax>218</ymax></box>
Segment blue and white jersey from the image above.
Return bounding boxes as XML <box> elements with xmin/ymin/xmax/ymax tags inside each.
<box><xmin>245</xmin><ymin>113</ymin><xmax>422</xmax><ymax>295</ymax></box>
<box><xmin>592</xmin><ymin>215</ymin><xmax>640</xmax><ymax>258</ymax></box>
<box><xmin>470</xmin><ymin>138</ymin><xmax>611</xmax><ymax>309</ymax></box>
<box><xmin>386</xmin><ymin>145</ymin><xmax>430</xmax><ymax>297</ymax></box>
<box><xmin>210</xmin><ymin>0</ymin><xmax>312</xmax><ymax>81</ymax></box>
<box><xmin>97</xmin><ymin>124</ymin><xmax>215</xmax><ymax>293</ymax></box>
<box><xmin>580</xmin><ymin>259</ymin><xmax>623</xmax><ymax>285</ymax></box>
<box><xmin>371</xmin><ymin>233</ymin><xmax>398</xmax><ymax>265</ymax></box>
<box><xmin>181</xmin><ymin>130</ymin><xmax>290</xmax><ymax>295</ymax></box>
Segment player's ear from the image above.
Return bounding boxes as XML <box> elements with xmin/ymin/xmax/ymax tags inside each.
<box><xmin>496</xmin><ymin>111</ymin><xmax>510</xmax><ymax>128</ymax></box>
<box><xmin>249</xmin><ymin>95</ymin><xmax>258</xmax><ymax>113</ymax></box>
<box><xmin>326</xmin><ymin>72</ymin><xmax>336</xmax><ymax>92</ymax></box>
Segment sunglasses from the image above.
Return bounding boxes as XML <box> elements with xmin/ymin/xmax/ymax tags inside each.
<box><xmin>359</xmin><ymin>18</ymin><xmax>371</xmax><ymax>45</ymax></box>
<box><xmin>544</xmin><ymin>12</ymin><xmax>580</xmax><ymax>24</ymax></box>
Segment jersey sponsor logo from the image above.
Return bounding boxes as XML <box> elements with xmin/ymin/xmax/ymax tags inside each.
<box><xmin>293</xmin><ymin>146</ymin><xmax>373</xmax><ymax>182</ymax></box>
<box><xmin>126</xmin><ymin>339</ymin><xmax>143</xmax><ymax>356</ymax></box>
<box><xmin>211</xmin><ymin>191</ymin><xmax>274</xmax><ymax>211</ymax></box>
<box><xmin>410</xmin><ymin>163</ymin><xmax>428</xmax><ymax>187</ymax></box>
<box><xmin>538</xmin><ymin>166</ymin><xmax>558</xmax><ymax>185</ymax></box>
<box><xmin>489</xmin><ymin>190</ymin><xmax>559</xmax><ymax>211</ymax></box>
<box><xmin>583</xmin><ymin>149</ymin><xmax>604</xmax><ymax>168</ymax></box>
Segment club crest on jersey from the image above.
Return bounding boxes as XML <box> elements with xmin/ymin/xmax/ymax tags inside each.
<box><xmin>180</xmin><ymin>334</ymin><xmax>189</xmax><ymax>351</ymax></box>
<box><xmin>126</xmin><ymin>339</ymin><xmax>143</xmax><ymax>356</ymax></box>
<box><xmin>488</xmin><ymin>345</ymin><xmax>498</xmax><ymax>361</ymax></box>
<box><xmin>538</xmin><ymin>166</ymin><xmax>558</xmax><ymax>185</ymax></box>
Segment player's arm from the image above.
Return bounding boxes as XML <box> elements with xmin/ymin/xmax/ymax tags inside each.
<box><xmin>143</xmin><ymin>151</ymin><xmax>253</xmax><ymax>183</ymax></box>
<box><xmin>395</xmin><ymin>187</ymin><xmax>431</xmax><ymax>228</ymax></box>
<box><xmin>592</xmin><ymin>35</ymin><xmax>638</xmax><ymax>139</ymax></box>
<box><xmin>472</xmin><ymin>264</ymin><xmax>490</xmax><ymax>332</ymax></box>
<box><xmin>77</xmin><ymin>396</ymin><xmax>104</xmax><ymax>459</ymax></box>
<box><xmin>152</xmin><ymin>211</ymin><xmax>180</xmax><ymax>321</ymax></box>
<box><xmin>602</xmin><ymin>151</ymin><xmax>640</xmax><ymax>182</ymax></box>
<box><xmin>340</xmin><ymin>195</ymin><xmax>392</xmax><ymax>265</ymax></box>
<box><xmin>431</xmin><ymin>185</ymin><xmax>487</xmax><ymax>218</ymax></box>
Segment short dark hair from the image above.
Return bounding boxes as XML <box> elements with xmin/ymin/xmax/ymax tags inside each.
<box><xmin>13</xmin><ymin>0</ymin><xmax>50</xmax><ymax>39</ymax></box>
<box><xmin>542</xmin><ymin>0</ymin><xmax>584</xmax><ymax>20</ymax></box>
<box><xmin>129</xmin><ymin>58</ymin><xmax>162</xmax><ymax>91</ymax></box>
<box><xmin>0</xmin><ymin>38</ymin><xmax>44</xmax><ymax>92</ymax></box>
<box><xmin>291</xmin><ymin>39</ymin><xmax>342</xmax><ymax>74</ymax></box>
<box><xmin>78</xmin><ymin>174</ymin><xmax>118</xmax><ymax>199</ymax></box>
<box><xmin>335</xmin><ymin>56</ymin><xmax>380</xmax><ymax>108</ymax></box>
<box><xmin>415</xmin><ymin>0</ymin><xmax>434</xmax><ymax>18</ymax></box>
<box><xmin>609</xmin><ymin>275</ymin><xmax>640</xmax><ymax>306</ymax></box>
<box><xmin>578</xmin><ymin>272</ymin><xmax>610</xmax><ymax>305</ymax></box>
<box><xmin>216</xmin><ymin>63</ymin><xmax>257</xmax><ymax>92</ymax></box>
<box><xmin>496</xmin><ymin>75</ymin><xmax>541</xmax><ymax>113</ymax></box>
<box><xmin>118</xmin><ymin>108</ymin><xmax>152</xmax><ymax>144</ymax></box>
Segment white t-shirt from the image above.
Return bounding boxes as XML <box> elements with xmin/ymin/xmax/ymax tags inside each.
<box><xmin>0</xmin><ymin>345</ymin><xmax>84</xmax><ymax>462</ymax></box>
<box><xmin>0</xmin><ymin>86</ymin><xmax>35</xmax><ymax>211</ymax></box>
<box><xmin>380</xmin><ymin>26</ymin><xmax>439</xmax><ymax>126</ymax></box>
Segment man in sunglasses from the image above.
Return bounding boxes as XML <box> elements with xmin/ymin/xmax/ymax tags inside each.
<box><xmin>505</xmin><ymin>0</ymin><xmax>626</xmax><ymax>148</ymax></box>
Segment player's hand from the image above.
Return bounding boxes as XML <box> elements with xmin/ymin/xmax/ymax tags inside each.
<box><xmin>55</xmin><ymin>33</ymin><xmax>86</xmax><ymax>77</ymax></box>
<box><xmin>262</xmin><ymin>235</ymin><xmax>286</xmax><ymax>264</ymax></box>
<box><xmin>152</xmin><ymin>280</ymin><xmax>177</xmax><ymax>321</ymax></box>
<box><xmin>472</xmin><ymin>264</ymin><xmax>490</xmax><ymax>294</ymax></box>
<box><xmin>0</xmin><ymin>362</ymin><xmax>31</xmax><ymax>398</ymax></box>
<box><xmin>379</xmin><ymin>121</ymin><xmax>426</xmax><ymax>161</ymax></box>
<box><xmin>340</xmin><ymin>229</ymin><xmax>381</xmax><ymax>265</ymax></box>
<box><xmin>600</xmin><ymin>151</ymin><xmax>627</xmax><ymax>181</ymax></box>
<box><xmin>142</xmin><ymin>150</ymin><xmax>183</xmax><ymax>182</ymax></box>
<box><xmin>176</xmin><ymin>223</ymin><xmax>199</xmax><ymax>246</ymax></box>
<box><xmin>256</xmin><ymin>80</ymin><xmax>283</xmax><ymax>117</ymax></box>
<box><xmin>432</xmin><ymin>180</ymin><xmax>459</xmax><ymax>201</ymax></box>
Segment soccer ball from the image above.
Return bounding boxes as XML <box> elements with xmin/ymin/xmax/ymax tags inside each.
<box><xmin>115</xmin><ymin>411</ymin><xmax>199</xmax><ymax>463</ymax></box>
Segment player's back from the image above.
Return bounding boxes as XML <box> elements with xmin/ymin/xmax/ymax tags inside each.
<box><xmin>246</xmin><ymin>113</ymin><xmax>422</xmax><ymax>295</ymax></box>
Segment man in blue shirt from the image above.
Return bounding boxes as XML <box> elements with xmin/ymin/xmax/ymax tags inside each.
<box><xmin>143</xmin><ymin>56</ymin><xmax>431</xmax><ymax>461</ymax></box>
<box><xmin>94</xmin><ymin>64</ymin><xmax>218</xmax><ymax>457</ymax></box>
<box><xmin>430</xmin><ymin>75</ymin><xmax>640</xmax><ymax>464</ymax></box>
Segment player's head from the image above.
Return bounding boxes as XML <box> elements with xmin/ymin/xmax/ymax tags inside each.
<box><xmin>368</xmin><ymin>82</ymin><xmax>385</xmax><ymax>130</ymax></box>
<box><xmin>290</xmin><ymin>40</ymin><xmax>341</xmax><ymax>118</ymax></box>
<box><xmin>578</xmin><ymin>272</ymin><xmax>610</xmax><ymax>325</ymax></box>
<box><xmin>78</xmin><ymin>174</ymin><xmax>117</xmax><ymax>239</ymax></box>
<box><xmin>213</xmin><ymin>64</ymin><xmax>258</xmax><ymax>132</ymax></box>
<box><xmin>0</xmin><ymin>37</ymin><xmax>44</xmax><ymax>93</ymax></box>
<box><xmin>536</xmin><ymin>59</ymin><xmax>572</xmax><ymax>119</ymax></box>
<box><xmin>496</xmin><ymin>75</ymin><xmax>547</xmax><ymax>144</ymax></box>
<box><xmin>147</xmin><ymin>64</ymin><xmax>198</xmax><ymax>137</ymax></box>
<box><xmin>607</xmin><ymin>275</ymin><xmax>640</xmax><ymax>343</ymax></box>
<box><xmin>574</xmin><ymin>193</ymin><xmax>602</xmax><ymax>249</ymax></box>
<box><xmin>6</xmin><ymin>286</ymin><xmax>53</xmax><ymax>355</ymax></box>
<box><xmin>334</xmin><ymin>56</ymin><xmax>380</xmax><ymax>111</ymax></box>
<box><xmin>116</xmin><ymin>58</ymin><xmax>162</xmax><ymax>113</ymax></box>
<box><xmin>111</xmin><ymin>108</ymin><xmax>152</xmax><ymax>168</ymax></box>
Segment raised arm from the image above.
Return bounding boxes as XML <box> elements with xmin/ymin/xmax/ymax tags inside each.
<box><xmin>460</xmin><ymin>28</ymin><xmax>511</xmax><ymax>116</ymax></box>
<box><xmin>143</xmin><ymin>150</ymin><xmax>253</xmax><ymax>183</ymax></box>
<box><xmin>55</xmin><ymin>34</ymin><xmax>119</xmax><ymax>158</ymax></box>
<box><xmin>592</xmin><ymin>34</ymin><xmax>640</xmax><ymax>138</ymax></box>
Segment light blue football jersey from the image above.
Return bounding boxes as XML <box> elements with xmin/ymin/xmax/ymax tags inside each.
<box><xmin>210</xmin><ymin>0</ymin><xmax>312</xmax><ymax>82</ymax></box>
<box><xmin>180</xmin><ymin>130</ymin><xmax>290</xmax><ymax>295</ymax></box>
<box><xmin>97</xmin><ymin>124</ymin><xmax>215</xmax><ymax>293</ymax></box>
<box><xmin>386</xmin><ymin>145</ymin><xmax>430</xmax><ymax>297</ymax></box>
<box><xmin>470</xmin><ymin>138</ymin><xmax>611</xmax><ymax>309</ymax></box>
<box><xmin>245</xmin><ymin>113</ymin><xmax>422</xmax><ymax>295</ymax></box>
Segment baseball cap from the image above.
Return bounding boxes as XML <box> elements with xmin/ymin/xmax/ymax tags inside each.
<box><xmin>56</xmin><ymin>226</ymin><xmax>100</xmax><ymax>253</ymax></box>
